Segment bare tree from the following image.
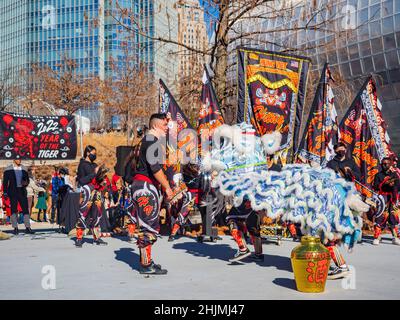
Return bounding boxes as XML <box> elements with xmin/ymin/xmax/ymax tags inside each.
<box><xmin>99</xmin><ymin>44</ymin><xmax>156</xmax><ymax>141</ymax></box>
<box><xmin>109</xmin><ymin>0</ymin><xmax>352</xmax><ymax>121</ymax></box>
<box><xmin>30</xmin><ymin>56</ymin><xmax>99</xmax><ymax>115</ymax></box>
<box><xmin>0</xmin><ymin>67</ymin><xmax>17</xmax><ymax>111</ymax></box>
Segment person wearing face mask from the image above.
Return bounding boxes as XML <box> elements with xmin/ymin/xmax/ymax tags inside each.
<box><xmin>130</xmin><ymin>113</ymin><xmax>173</xmax><ymax>275</ymax></box>
<box><xmin>372</xmin><ymin>157</ymin><xmax>400</xmax><ymax>246</ymax></box>
<box><xmin>74</xmin><ymin>145</ymin><xmax>107</xmax><ymax>247</ymax></box>
<box><xmin>326</xmin><ymin>142</ymin><xmax>361</xmax><ymax>182</ymax></box>
<box><xmin>325</xmin><ymin>142</ymin><xmax>359</xmax><ymax>279</ymax></box>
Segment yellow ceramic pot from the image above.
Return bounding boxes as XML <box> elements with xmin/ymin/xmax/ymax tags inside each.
<box><xmin>291</xmin><ymin>236</ymin><xmax>331</xmax><ymax>293</ymax></box>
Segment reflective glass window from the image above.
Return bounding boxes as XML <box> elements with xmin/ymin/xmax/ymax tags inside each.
<box><xmin>370</xmin><ymin>4</ymin><xmax>381</xmax><ymax>20</ymax></box>
<box><xmin>396</xmin><ymin>0</ymin><xmax>400</xmax><ymax>13</ymax></box>
<box><xmin>382</xmin><ymin>0</ymin><xmax>394</xmax><ymax>16</ymax></box>
<box><xmin>385</xmin><ymin>50</ymin><xmax>399</xmax><ymax>68</ymax></box>
<box><xmin>394</xmin><ymin>14</ymin><xmax>400</xmax><ymax>31</ymax></box>
<box><xmin>340</xmin><ymin>62</ymin><xmax>351</xmax><ymax>78</ymax></box>
<box><xmin>327</xmin><ymin>50</ymin><xmax>338</xmax><ymax>64</ymax></box>
<box><xmin>358</xmin><ymin>23</ymin><xmax>369</xmax><ymax>41</ymax></box>
<box><xmin>358</xmin><ymin>7</ymin><xmax>369</xmax><ymax>24</ymax></box>
<box><xmin>363</xmin><ymin>56</ymin><xmax>375</xmax><ymax>73</ymax></box>
<box><xmin>373</xmin><ymin>53</ymin><xmax>386</xmax><ymax>70</ymax></box>
<box><xmin>383</xmin><ymin>33</ymin><xmax>396</xmax><ymax>50</ymax></box>
<box><xmin>377</xmin><ymin>71</ymin><xmax>389</xmax><ymax>85</ymax></box>
<box><xmin>389</xmin><ymin>68</ymin><xmax>400</xmax><ymax>82</ymax></box>
<box><xmin>369</xmin><ymin>20</ymin><xmax>381</xmax><ymax>37</ymax></box>
<box><xmin>382</xmin><ymin>16</ymin><xmax>394</xmax><ymax>34</ymax></box>
<box><xmin>348</xmin><ymin>44</ymin><xmax>359</xmax><ymax>59</ymax></box>
<box><xmin>351</xmin><ymin>59</ymin><xmax>362</xmax><ymax>75</ymax></box>
<box><xmin>371</xmin><ymin>37</ymin><xmax>383</xmax><ymax>54</ymax></box>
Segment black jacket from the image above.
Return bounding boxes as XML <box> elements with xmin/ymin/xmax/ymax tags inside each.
<box><xmin>373</xmin><ymin>170</ymin><xmax>400</xmax><ymax>200</ymax></box>
<box><xmin>2</xmin><ymin>164</ymin><xmax>29</xmax><ymax>196</ymax></box>
<box><xmin>326</xmin><ymin>157</ymin><xmax>361</xmax><ymax>182</ymax></box>
<box><xmin>77</xmin><ymin>158</ymin><xmax>97</xmax><ymax>187</ymax></box>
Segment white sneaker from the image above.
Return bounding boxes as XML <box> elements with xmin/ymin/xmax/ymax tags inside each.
<box><xmin>372</xmin><ymin>238</ymin><xmax>380</xmax><ymax>245</ymax></box>
<box><xmin>229</xmin><ymin>248</ymin><xmax>251</xmax><ymax>262</ymax></box>
<box><xmin>392</xmin><ymin>238</ymin><xmax>400</xmax><ymax>246</ymax></box>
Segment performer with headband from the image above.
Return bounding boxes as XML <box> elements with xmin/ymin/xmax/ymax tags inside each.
<box><xmin>373</xmin><ymin>157</ymin><xmax>400</xmax><ymax>246</ymax></box>
<box><xmin>75</xmin><ymin>145</ymin><xmax>108</xmax><ymax>247</ymax></box>
<box><xmin>130</xmin><ymin>113</ymin><xmax>172</xmax><ymax>275</ymax></box>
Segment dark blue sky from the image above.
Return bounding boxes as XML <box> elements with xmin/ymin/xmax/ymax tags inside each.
<box><xmin>199</xmin><ymin>0</ymin><xmax>219</xmax><ymax>39</ymax></box>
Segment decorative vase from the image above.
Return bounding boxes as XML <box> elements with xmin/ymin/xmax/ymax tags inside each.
<box><xmin>291</xmin><ymin>235</ymin><xmax>331</xmax><ymax>293</ymax></box>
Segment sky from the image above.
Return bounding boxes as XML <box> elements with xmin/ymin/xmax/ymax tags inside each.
<box><xmin>199</xmin><ymin>0</ymin><xmax>219</xmax><ymax>39</ymax></box>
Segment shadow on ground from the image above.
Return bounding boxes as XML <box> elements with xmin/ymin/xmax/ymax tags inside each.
<box><xmin>173</xmin><ymin>241</ymin><xmax>237</xmax><ymax>262</ymax></box>
<box><xmin>272</xmin><ymin>278</ymin><xmax>297</xmax><ymax>291</ymax></box>
<box><xmin>173</xmin><ymin>241</ymin><xmax>293</xmax><ymax>272</ymax></box>
<box><xmin>114</xmin><ymin>247</ymin><xmax>140</xmax><ymax>271</ymax></box>
<box><xmin>249</xmin><ymin>253</ymin><xmax>293</xmax><ymax>272</ymax></box>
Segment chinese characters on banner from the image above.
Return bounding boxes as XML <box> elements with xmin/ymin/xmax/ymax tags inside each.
<box><xmin>159</xmin><ymin>79</ymin><xmax>195</xmax><ymax>182</ymax></box>
<box><xmin>0</xmin><ymin>112</ymin><xmax>77</xmax><ymax>160</ymax></box>
<box><xmin>237</xmin><ymin>47</ymin><xmax>311</xmax><ymax>165</ymax></box>
<box><xmin>296</xmin><ymin>63</ymin><xmax>340</xmax><ymax>167</ymax></box>
<box><xmin>339</xmin><ymin>77</ymin><xmax>395</xmax><ymax>190</ymax></box>
<box><xmin>197</xmin><ymin>67</ymin><xmax>224</xmax><ymax>158</ymax></box>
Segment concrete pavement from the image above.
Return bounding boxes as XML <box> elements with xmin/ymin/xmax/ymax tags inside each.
<box><xmin>0</xmin><ymin>223</ymin><xmax>399</xmax><ymax>300</ymax></box>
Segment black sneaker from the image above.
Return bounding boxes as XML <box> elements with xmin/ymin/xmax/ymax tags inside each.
<box><xmin>139</xmin><ymin>262</ymin><xmax>168</xmax><ymax>275</ymax></box>
<box><xmin>75</xmin><ymin>239</ymin><xmax>83</xmax><ymax>248</ymax></box>
<box><xmin>229</xmin><ymin>248</ymin><xmax>251</xmax><ymax>262</ymax></box>
<box><xmin>168</xmin><ymin>235</ymin><xmax>176</xmax><ymax>242</ymax></box>
<box><xmin>13</xmin><ymin>228</ymin><xmax>19</xmax><ymax>235</ymax></box>
<box><xmin>94</xmin><ymin>238</ymin><xmax>108</xmax><ymax>246</ymax></box>
<box><xmin>250</xmin><ymin>253</ymin><xmax>264</xmax><ymax>262</ymax></box>
<box><xmin>25</xmin><ymin>227</ymin><xmax>35</xmax><ymax>234</ymax></box>
<box><xmin>327</xmin><ymin>267</ymin><xmax>350</xmax><ymax>280</ymax></box>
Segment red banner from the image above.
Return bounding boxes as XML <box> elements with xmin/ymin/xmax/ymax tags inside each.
<box><xmin>0</xmin><ymin>112</ymin><xmax>77</xmax><ymax>160</ymax></box>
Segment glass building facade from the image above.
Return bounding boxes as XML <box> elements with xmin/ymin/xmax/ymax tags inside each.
<box><xmin>0</xmin><ymin>0</ymin><xmax>178</xmax><ymax>124</ymax></box>
<box><xmin>233</xmin><ymin>0</ymin><xmax>400</xmax><ymax>154</ymax></box>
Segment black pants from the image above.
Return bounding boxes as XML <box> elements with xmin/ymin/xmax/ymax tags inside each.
<box><xmin>37</xmin><ymin>209</ymin><xmax>47</xmax><ymax>221</ymax></box>
<box><xmin>10</xmin><ymin>187</ymin><xmax>30</xmax><ymax>228</ymax></box>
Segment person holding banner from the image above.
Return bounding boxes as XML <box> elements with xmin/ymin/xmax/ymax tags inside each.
<box><xmin>74</xmin><ymin>145</ymin><xmax>108</xmax><ymax>247</ymax></box>
<box><xmin>130</xmin><ymin>113</ymin><xmax>171</xmax><ymax>275</ymax></box>
<box><xmin>325</xmin><ymin>143</ymin><xmax>358</xmax><ymax>279</ymax></box>
<box><xmin>327</xmin><ymin>143</ymin><xmax>360</xmax><ymax>182</ymax></box>
<box><xmin>373</xmin><ymin>157</ymin><xmax>400</xmax><ymax>246</ymax></box>
<box><xmin>2</xmin><ymin>159</ymin><xmax>34</xmax><ymax>235</ymax></box>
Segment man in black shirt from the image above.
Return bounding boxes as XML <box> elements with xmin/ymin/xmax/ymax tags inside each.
<box><xmin>327</xmin><ymin>142</ymin><xmax>361</xmax><ymax>182</ymax></box>
<box><xmin>130</xmin><ymin>113</ymin><xmax>173</xmax><ymax>275</ymax></box>
<box><xmin>372</xmin><ymin>157</ymin><xmax>400</xmax><ymax>245</ymax></box>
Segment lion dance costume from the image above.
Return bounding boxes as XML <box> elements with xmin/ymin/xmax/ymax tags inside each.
<box><xmin>201</xmin><ymin>123</ymin><xmax>369</xmax><ymax>264</ymax></box>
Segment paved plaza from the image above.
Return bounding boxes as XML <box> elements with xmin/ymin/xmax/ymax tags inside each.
<box><xmin>0</xmin><ymin>223</ymin><xmax>399</xmax><ymax>300</ymax></box>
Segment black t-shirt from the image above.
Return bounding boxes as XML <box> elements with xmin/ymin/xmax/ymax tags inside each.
<box><xmin>77</xmin><ymin>158</ymin><xmax>97</xmax><ymax>187</ymax></box>
<box><xmin>326</xmin><ymin>157</ymin><xmax>361</xmax><ymax>182</ymax></box>
<box><xmin>134</xmin><ymin>134</ymin><xmax>163</xmax><ymax>181</ymax></box>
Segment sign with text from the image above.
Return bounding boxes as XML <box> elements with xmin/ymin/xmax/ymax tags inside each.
<box><xmin>0</xmin><ymin>112</ymin><xmax>77</xmax><ymax>160</ymax></box>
